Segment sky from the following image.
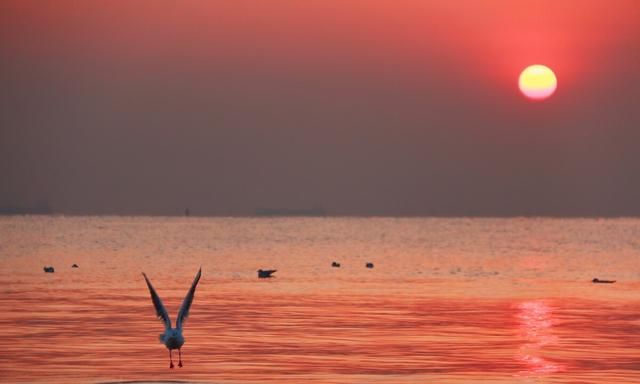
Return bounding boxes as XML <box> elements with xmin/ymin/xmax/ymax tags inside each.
<box><xmin>1</xmin><ymin>0</ymin><xmax>639</xmax><ymax>216</ymax></box>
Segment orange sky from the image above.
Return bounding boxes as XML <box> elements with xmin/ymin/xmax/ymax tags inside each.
<box><xmin>2</xmin><ymin>1</ymin><xmax>638</xmax><ymax>79</ymax></box>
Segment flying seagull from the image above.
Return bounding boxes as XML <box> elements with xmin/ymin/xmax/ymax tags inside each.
<box><xmin>142</xmin><ymin>268</ymin><xmax>202</xmax><ymax>368</ymax></box>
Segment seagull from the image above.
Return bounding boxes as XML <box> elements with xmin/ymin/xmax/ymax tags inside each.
<box><xmin>142</xmin><ymin>268</ymin><xmax>202</xmax><ymax>369</ymax></box>
<box><xmin>592</xmin><ymin>278</ymin><xmax>616</xmax><ymax>284</ymax></box>
<box><xmin>257</xmin><ymin>269</ymin><xmax>277</xmax><ymax>278</ymax></box>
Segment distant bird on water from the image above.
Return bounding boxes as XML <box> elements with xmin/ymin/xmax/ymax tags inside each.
<box><xmin>43</xmin><ymin>266</ymin><xmax>54</xmax><ymax>273</ymax></box>
<box><xmin>258</xmin><ymin>269</ymin><xmax>277</xmax><ymax>278</ymax></box>
<box><xmin>71</xmin><ymin>264</ymin><xmax>79</xmax><ymax>268</ymax></box>
<box><xmin>592</xmin><ymin>278</ymin><xmax>616</xmax><ymax>284</ymax></box>
<box><xmin>332</xmin><ymin>261</ymin><xmax>341</xmax><ymax>268</ymax></box>
<box><xmin>366</xmin><ymin>262</ymin><xmax>374</xmax><ymax>269</ymax></box>
<box><xmin>142</xmin><ymin>268</ymin><xmax>202</xmax><ymax>368</ymax></box>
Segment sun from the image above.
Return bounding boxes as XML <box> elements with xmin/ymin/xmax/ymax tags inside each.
<box><xmin>518</xmin><ymin>65</ymin><xmax>557</xmax><ymax>100</ymax></box>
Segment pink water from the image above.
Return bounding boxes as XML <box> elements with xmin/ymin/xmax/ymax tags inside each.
<box><xmin>1</xmin><ymin>217</ymin><xmax>639</xmax><ymax>383</ymax></box>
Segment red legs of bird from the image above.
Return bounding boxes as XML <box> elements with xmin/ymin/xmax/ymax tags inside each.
<box><xmin>178</xmin><ymin>349</ymin><xmax>183</xmax><ymax>367</ymax></box>
<box><xmin>169</xmin><ymin>349</ymin><xmax>175</xmax><ymax>369</ymax></box>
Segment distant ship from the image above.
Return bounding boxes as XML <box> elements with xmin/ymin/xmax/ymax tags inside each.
<box><xmin>255</xmin><ymin>207</ymin><xmax>326</xmax><ymax>217</ymax></box>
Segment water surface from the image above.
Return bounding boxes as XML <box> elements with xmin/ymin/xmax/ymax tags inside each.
<box><xmin>1</xmin><ymin>217</ymin><xmax>639</xmax><ymax>383</ymax></box>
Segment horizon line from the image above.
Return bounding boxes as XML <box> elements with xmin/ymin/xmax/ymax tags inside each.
<box><xmin>2</xmin><ymin>213</ymin><xmax>640</xmax><ymax>220</ymax></box>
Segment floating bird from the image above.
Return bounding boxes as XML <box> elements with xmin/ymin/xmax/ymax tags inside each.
<box><xmin>71</xmin><ymin>264</ymin><xmax>79</xmax><ymax>268</ymax></box>
<box><xmin>592</xmin><ymin>278</ymin><xmax>616</xmax><ymax>284</ymax></box>
<box><xmin>331</xmin><ymin>262</ymin><xmax>341</xmax><ymax>268</ymax></box>
<box><xmin>43</xmin><ymin>266</ymin><xmax>54</xmax><ymax>273</ymax></box>
<box><xmin>257</xmin><ymin>269</ymin><xmax>277</xmax><ymax>278</ymax></box>
<box><xmin>142</xmin><ymin>268</ymin><xmax>202</xmax><ymax>369</ymax></box>
<box><xmin>366</xmin><ymin>262</ymin><xmax>374</xmax><ymax>269</ymax></box>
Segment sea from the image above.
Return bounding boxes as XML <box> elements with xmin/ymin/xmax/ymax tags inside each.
<box><xmin>0</xmin><ymin>216</ymin><xmax>639</xmax><ymax>383</ymax></box>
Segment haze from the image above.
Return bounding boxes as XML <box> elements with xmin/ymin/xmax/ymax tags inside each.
<box><xmin>2</xmin><ymin>0</ymin><xmax>639</xmax><ymax>216</ymax></box>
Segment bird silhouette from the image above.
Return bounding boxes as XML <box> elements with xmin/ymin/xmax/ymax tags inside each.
<box><xmin>142</xmin><ymin>268</ymin><xmax>202</xmax><ymax>368</ymax></box>
<box><xmin>257</xmin><ymin>269</ymin><xmax>277</xmax><ymax>278</ymax></box>
<box><xmin>592</xmin><ymin>278</ymin><xmax>616</xmax><ymax>284</ymax></box>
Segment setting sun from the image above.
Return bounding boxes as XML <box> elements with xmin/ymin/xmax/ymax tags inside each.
<box><xmin>519</xmin><ymin>65</ymin><xmax>557</xmax><ymax>100</ymax></box>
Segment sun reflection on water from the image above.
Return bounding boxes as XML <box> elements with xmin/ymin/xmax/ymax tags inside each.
<box><xmin>515</xmin><ymin>300</ymin><xmax>564</xmax><ymax>376</ymax></box>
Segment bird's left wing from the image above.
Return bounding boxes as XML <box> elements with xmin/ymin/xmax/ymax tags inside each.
<box><xmin>177</xmin><ymin>267</ymin><xmax>202</xmax><ymax>329</ymax></box>
<box><xmin>142</xmin><ymin>272</ymin><xmax>172</xmax><ymax>329</ymax></box>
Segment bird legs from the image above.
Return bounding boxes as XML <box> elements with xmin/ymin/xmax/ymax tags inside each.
<box><xmin>168</xmin><ymin>349</ymin><xmax>183</xmax><ymax>368</ymax></box>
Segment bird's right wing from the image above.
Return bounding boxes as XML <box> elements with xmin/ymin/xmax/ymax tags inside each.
<box><xmin>142</xmin><ymin>273</ymin><xmax>172</xmax><ymax>330</ymax></box>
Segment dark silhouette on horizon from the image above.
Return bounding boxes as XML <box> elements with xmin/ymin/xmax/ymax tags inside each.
<box><xmin>0</xmin><ymin>201</ymin><xmax>52</xmax><ymax>215</ymax></box>
<box><xmin>255</xmin><ymin>207</ymin><xmax>326</xmax><ymax>217</ymax></box>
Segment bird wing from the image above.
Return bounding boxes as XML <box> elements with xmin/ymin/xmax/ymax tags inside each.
<box><xmin>177</xmin><ymin>268</ymin><xmax>202</xmax><ymax>329</ymax></box>
<box><xmin>142</xmin><ymin>272</ymin><xmax>172</xmax><ymax>330</ymax></box>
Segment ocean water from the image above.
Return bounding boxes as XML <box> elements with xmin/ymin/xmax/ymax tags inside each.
<box><xmin>0</xmin><ymin>216</ymin><xmax>639</xmax><ymax>383</ymax></box>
